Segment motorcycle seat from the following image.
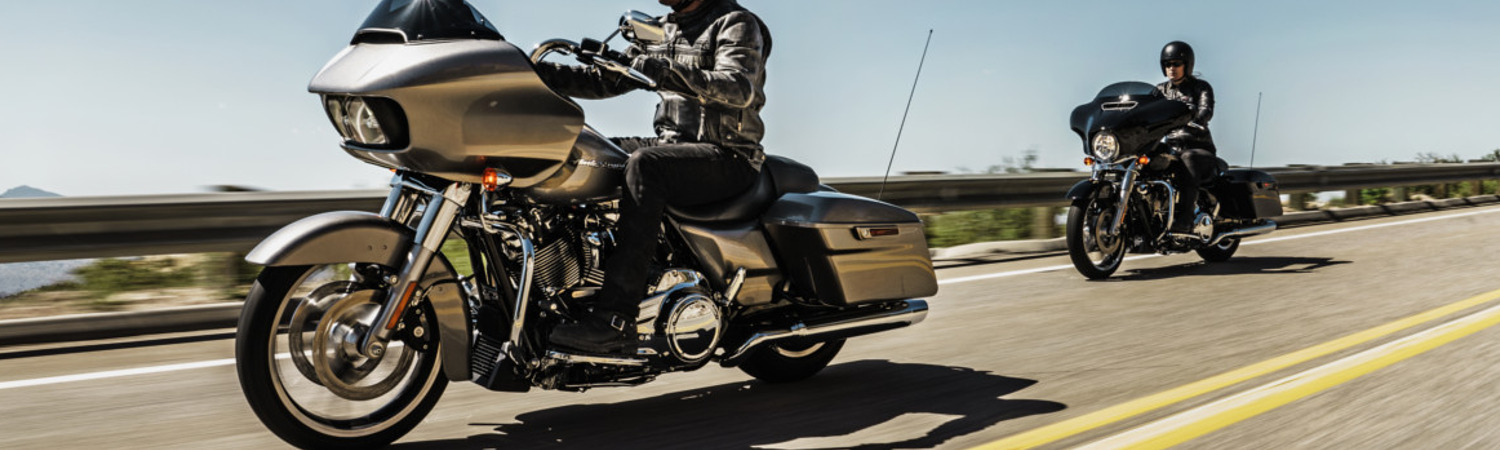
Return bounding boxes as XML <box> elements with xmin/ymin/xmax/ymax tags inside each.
<box><xmin>666</xmin><ymin>155</ymin><xmax>820</xmax><ymax>223</ymax></box>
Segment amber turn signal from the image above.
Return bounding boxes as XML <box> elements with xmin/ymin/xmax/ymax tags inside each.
<box><xmin>482</xmin><ymin>168</ymin><xmax>502</xmax><ymax>191</ymax></box>
<box><xmin>1083</xmin><ymin>157</ymin><xmax>1095</xmax><ymax>166</ymax></box>
<box><xmin>1137</xmin><ymin>155</ymin><xmax>1151</xmax><ymax>165</ymax></box>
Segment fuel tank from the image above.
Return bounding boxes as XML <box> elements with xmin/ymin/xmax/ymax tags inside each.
<box><xmin>525</xmin><ymin>126</ymin><xmax>627</xmax><ymax>204</ymax></box>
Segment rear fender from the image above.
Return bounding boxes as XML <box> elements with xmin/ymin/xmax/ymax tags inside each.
<box><xmin>246</xmin><ymin>211</ymin><xmax>472</xmax><ymax>381</ymax></box>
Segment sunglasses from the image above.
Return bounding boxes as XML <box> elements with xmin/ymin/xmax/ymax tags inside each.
<box><xmin>1164</xmin><ymin>60</ymin><xmax>1186</xmax><ymax>68</ymax></box>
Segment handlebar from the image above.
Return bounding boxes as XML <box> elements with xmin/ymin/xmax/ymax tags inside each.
<box><xmin>530</xmin><ymin>38</ymin><xmax>658</xmax><ymax>90</ymax></box>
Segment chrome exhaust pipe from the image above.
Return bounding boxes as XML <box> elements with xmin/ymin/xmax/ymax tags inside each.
<box><xmin>720</xmin><ymin>299</ymin><xmax>929</xmax><ymax>367</ymax></box>
<box><xmin>1206</xmin><ymin>220</ymin><xmax>1277</xmax><ymax>247</ymax></box>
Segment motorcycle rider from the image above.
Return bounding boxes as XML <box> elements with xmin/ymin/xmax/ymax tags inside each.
<box><xmin>1155</xmin><ymin>41</ymin><xmax>1217</xmax><ymax>234</ymax></box>
<box><xmin>534</xmin><ymin>0</ymin><xmax>771</xmax><ymax>354</ymax></box>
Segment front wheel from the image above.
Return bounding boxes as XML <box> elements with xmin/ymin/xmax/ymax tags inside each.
<box><xmin>236</xmin><ymin>264</ymin><xmax>448</xmax><ymax>449</ymax></box>
<box><xmin>1067</xmin><ymin>198</ymin><xmax>1128</xmax><ymax>280</ymax></box>
<box><xmin>1197</xmin><ymin>237</ymin><xmax>1240</xmax><ymax>262</ymax></box>
<box><xmin>739</xmin><ymin>339</ymin><xmax>845</xmax><ymax>383</ymax></box>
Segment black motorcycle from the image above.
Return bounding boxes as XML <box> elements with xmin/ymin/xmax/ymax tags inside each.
<box><xmin>233</xmin><ymin>2</ymin><xmax>937</xmax><ymax>448</ymax></box>
<box><xmin>1064</xmin><ymin>81</ymin><xmax>1282</xmax><ymax>279</ymax></box>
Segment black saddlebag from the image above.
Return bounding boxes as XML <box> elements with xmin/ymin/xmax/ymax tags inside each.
<box><xmin>1213</xmin><ymin>169</ymin><xmax>1284</xmax><ymax>219</ymax></box>
<box><xmin>762</xmin><ymin>192</ymin><xmax>938</xmax><ymax>306</ymax></box>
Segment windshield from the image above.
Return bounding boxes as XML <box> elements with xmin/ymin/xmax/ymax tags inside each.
<box><xmin>357</xmin><ymin>0</ymin><xmax>502</xmax><ymax>43</ymax></box>
<box><xmin>1094</xmin><ymin>81</ymin><xmax>1159</xmax><ymax>100</ymax></box>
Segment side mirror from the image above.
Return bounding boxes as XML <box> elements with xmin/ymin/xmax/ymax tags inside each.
<box><xmin>619</xmin><ymin>10</ymin><xmax>665</xmax><ymax>45</ymax></box>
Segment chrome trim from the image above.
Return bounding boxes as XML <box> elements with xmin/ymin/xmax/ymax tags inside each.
<box><xmin>529</xmin><ymin>38</ymin><xmax>579</xmax><ymax>64</ymax></box>
<box><xmin>1146</xmin><ymin>180</ymin><xmax>1177</xmax><ymax>234</ymax></box>
<box><xmin>724</xmin><ymin>268</ymin><xmax>746</xmax><ymax>303</ymax></box>
<box><xmin>545</xmin><ymin>350</ymin><xmax>647</xmax><ymax>367</ymax></box>
<box><xmin>1101</xmin><ymin>101</ymin><xmax>1138</xmax><ymax>111</ymax></box>
<box><xmin>507</xmin><ymin>228</ymin><xmax>536</xmax><ymax>347</ymax></box>
<box><xmin>720</xmin><ymin>299</ymin><xmax>929</xmax><ymax>366</ymax></box>
<box><xmin>1205</xmin><ymin>220</ymin><xmax>1278</xmax><ymax>247</ymax></box>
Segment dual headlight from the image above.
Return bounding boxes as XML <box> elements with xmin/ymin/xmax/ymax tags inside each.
<box><xmin>323</xmin><ymin>95</ymin><xmax>408</xmax><ymax>149</ymax></box>
<box><xmin>1091</xmin><ymin>132</ymin><xmax>1120</xmax><ymax>161</ymax></box>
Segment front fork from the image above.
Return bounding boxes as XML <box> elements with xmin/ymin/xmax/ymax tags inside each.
<box><xmin>357</xmin><ymin>172</ymin><xmax>474</xmax><ymax>359</ymax></box>
<box><xmin>1103</xmin><ymin>160</ymin><xmax>1141</xmax><ymax>236</ymax></box>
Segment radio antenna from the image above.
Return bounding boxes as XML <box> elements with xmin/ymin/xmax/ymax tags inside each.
<box><xmin>1249</xmin><ymin>92</ymin><xmax>1263</xmax><ymax>168</ymax></box>
<box><xmin>877</xmin><ymin>29</ymin><xmax>934</xmax><ymax>201</ymax></box>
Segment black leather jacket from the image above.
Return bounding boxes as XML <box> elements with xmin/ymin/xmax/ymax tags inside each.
<box><xmin>1156</xmin><ymin>76</ymin><xmax>1216</xmax><ymax>153</ymax></box>
<box><xmin>536</xmin><ymin>0</ymin><xmax>771</xmax><ymax>169</ymax></box>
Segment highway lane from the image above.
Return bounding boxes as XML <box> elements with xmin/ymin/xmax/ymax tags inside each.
<box><xmin>4</xmin><ymin>204</ymin><xmax>1500</xmax><ymax>449</ymax></box>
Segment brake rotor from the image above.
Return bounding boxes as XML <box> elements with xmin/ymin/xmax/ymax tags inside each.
<box><xmin>286</xmin><ymin>281</ymin><xmax>359</xmax><ymax>386</ymax></box>
<box><xmin>309</xmin><ymin>289</ymin><xmax>416</xmax><ymax>401</ymax></box>
<box><xmin>1089</xmin><ymin>207</ymin><xmax>1124</xmax><ymax>255</ymax></box>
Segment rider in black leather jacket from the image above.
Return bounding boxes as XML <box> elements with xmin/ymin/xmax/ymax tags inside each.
<box><xmin>1155</xmin><ymin>41</ymin><xmax>1217</xmax><ymax>234</ymax></box>
<box><xmin>535</xmin><ymin>0</ymin><xmax>771</xmax><ymax>354</ymax></box>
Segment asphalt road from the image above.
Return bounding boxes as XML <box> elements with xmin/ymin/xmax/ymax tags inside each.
<box><xmin>5</xmin><ymin>204</ymin><xmax>1500</xmax><ymax>449</ymax></box>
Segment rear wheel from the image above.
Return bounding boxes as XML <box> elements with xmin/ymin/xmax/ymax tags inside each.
<box><xmin>739</xmin><ymin>339</ymin><xmax>845</xmax><ymax>383</ymax></box>
<box><xmin>1067</xmin><ymin>197</ymin><xmax>1127</xmax><ymax>280</ymax></box>
<box><xmin>1197</xmin><ymin>237</ymin><xmax>1240</xmax><ymax>262</ymax></box>
<box><xmin>236</xmin><ymin>264</ymin><xmax>447</xmax><ymax>449</ymax></box>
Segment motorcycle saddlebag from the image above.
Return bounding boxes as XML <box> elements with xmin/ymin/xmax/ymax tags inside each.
<box><xmin>1215</xmin><ymin>169</ymin><xmax>1284</xmax><ymax>219</ymax></box>
<box><xmin>762</xmin><ymin>192</ymin><xmax>938</xmax><ymax>306</ymax></box>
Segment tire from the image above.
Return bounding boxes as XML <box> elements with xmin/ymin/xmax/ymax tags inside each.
<box><xmin>236</xmin><ymin>265</ymin><xmax>448</xmax><ymax>449</ymax></box>
<box><xmin>1197</xmin><ymin>237</ymin><xmax>1240</xmax><ymax>262</ymax></box>
<box><xmin>1066</xmin><ymin>198</ymin><xmax>1127</xmax><ymax>280</ymax></box>
<box><xmin>739</xmin><ymin>339</ymin><xmax>845</xmax><ymax>383</ymax></box>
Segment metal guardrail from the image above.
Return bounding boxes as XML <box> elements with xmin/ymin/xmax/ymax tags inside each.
<box><xmin>2</xmin><ymin>163</ymin><xmax>1498</xmax><ymax>264</ymax></box>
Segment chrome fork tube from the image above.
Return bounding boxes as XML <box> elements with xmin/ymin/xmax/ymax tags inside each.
<box><xmin>1106</xmin><ymin>160</ymin><xmax>1140</xmax><ymax>236</ymax></box>
<box><xmin>359</xmin><ymin>180</ymin><xmax>473</xmax><ymax>358</ymax></box>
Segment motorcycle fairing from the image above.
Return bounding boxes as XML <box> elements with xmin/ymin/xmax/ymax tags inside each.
<box><xmin>1070</xmin><ymin>81</ymin><xmax>1191</xmax><ymax>157</ymax></box>
<box><xmin>310</xmin><ymin>40</ymin><xmax>585</xmax><ymax>187</ymax></box>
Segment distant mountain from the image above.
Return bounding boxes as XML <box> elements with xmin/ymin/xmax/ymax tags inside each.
<box><xmin>1</xmin><ymin>185</ymin><xmax>61</xmax><ymax>198</ymax></box>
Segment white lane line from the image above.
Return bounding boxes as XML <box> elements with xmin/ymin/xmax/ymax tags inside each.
<box><xmin>6</xmin><ymin>206</ymin><xmax>1500</xmax><ymax>391</ymax></box>
<box><xmin>0</xmin><ymin>353</ymin><xmax>292</xmax><ymax>391</ymax></box>
<box><xmin>0</xmin><ymin>358</ymin><xmax>234</xmax><ymax>390</ymax></box>
<box><xmin>937</xmin><ymin>205</ymin><xmax>1500</xmax><ymax>286</ymax></box>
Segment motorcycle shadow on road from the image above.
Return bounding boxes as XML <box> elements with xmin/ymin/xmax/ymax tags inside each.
<box><xmin>1116</xmin><ymin>256</ymin><xmax>1350</xmax><ymax>281</ymax></box>
<box><xmin>395</xmin><ymin>360</ymin><xmax>1065</xmax><ymax>450</ymax></box>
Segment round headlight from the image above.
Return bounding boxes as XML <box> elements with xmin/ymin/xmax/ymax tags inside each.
<box><xmin>1092</xmin><ymin>132</ymin><xmax>1120</xmax><ymax>161</ymax></box>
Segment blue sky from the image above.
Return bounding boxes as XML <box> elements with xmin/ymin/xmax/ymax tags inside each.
<box><xmin>2</xmin><ymin>0</ymin><xmax>1498</xmax><ymax>196</ymax></box>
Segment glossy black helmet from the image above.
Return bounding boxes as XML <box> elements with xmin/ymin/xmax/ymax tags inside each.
<box><xmin>1160</xmin><ymin>41</ymin><xmax>1195</xmax><ymax>76</ymax></box>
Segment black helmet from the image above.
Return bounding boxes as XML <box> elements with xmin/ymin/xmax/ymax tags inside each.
<box><xmin>1160</xmin><ymin>41</ymin><xmax>1195</xmax><ymax>77</ymax></box>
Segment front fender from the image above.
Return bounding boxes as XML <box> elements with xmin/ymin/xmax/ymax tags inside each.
<box><xmin>1065</xmin><ymin>179</ymin><xmax>1098</xmax><ymax>201</ymax></box>
<box><xmin>246</xmin><ymin>211</ymin><xmax>472</xmax><ymax>381</ymax></box>
<box><xmin>246</xmin><ymin>211</ymin><xmax>413</xmax><ymax>267</ymax></box>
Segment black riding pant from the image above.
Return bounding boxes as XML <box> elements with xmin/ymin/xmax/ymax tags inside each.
<box><xmin>1170</xmin><ymin>148</ymin><xmax>1217</xmax><ymax>227</ymax></box>
<box><xmin>596</xmin><ymin>138</ymin><xmax>759</xmax><ymax>316</ymax></box>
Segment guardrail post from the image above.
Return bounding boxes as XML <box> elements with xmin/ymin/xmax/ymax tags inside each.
<box><xmin>1031</xmin><ymin>206</ymin><xmax>1056</xmax><ymax>239</ymax></box>
<box><xmin>1284</xmin><ymin>193</ymin><xmax>1311</xmax><ymax>211</ymax></box>
<box><xmin>1392</xmin><ymin>186</ymin><xmax>1409</xmax><ymax>202</ymax></box>
<box><xmin>1472</xmin><ymin>180</ymin><xmax>1486</xmax><ymax>196</ymax></box>
<box><xmin>1344</xmin><ymin>189</ymin><xmax>1362</xmax><ymax>206</ymax></box>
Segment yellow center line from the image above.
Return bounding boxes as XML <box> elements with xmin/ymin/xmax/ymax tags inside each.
<box><xmin>971</xmin><ymin>287</ymin><xmax>1500</xmax><ymax>450</ymax></box>
<box><xmin>1081</xmin><ymin>299</ymin><xmax>1500</xmax><ymax>449</ymax></box>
